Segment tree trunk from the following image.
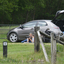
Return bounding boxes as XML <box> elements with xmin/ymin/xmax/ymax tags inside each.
<box><xmin>26</xmin><ymin>11</ymin><xmax>29</xmax><ymax>22</ymax></box>
<box><xmin>33</xmin><ymin>10</ymin><xmax>35</xmax><ymax>20</ymax></box>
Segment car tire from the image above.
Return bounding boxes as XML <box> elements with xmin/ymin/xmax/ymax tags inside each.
<box><xmin>9</xmin><ymin>33</ymin><xmax>18</xmax><ymax>42</ymax></box>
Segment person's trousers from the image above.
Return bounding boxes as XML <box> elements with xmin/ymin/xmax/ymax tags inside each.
<box><xmin>21</xmin><ymin>39</ymin><xmax>27</xmax><ymax>43</ymax></box>
<box><xmin>21</xmin><ymin>39</ymin><xmax>31</xmax><ymax>43</ymax></box>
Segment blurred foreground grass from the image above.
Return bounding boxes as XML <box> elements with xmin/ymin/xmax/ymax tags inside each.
<box><xmin>0</xmin><ymin>42</ymin><xmax>64</xmax><ymax>64</ymax></box>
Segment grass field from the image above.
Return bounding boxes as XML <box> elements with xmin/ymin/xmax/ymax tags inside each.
<box><xmin>0</xmin><ymin>40</ymin><xmax>64</xmax><ymax>64</ymax></box>
<box><xmin>0</xmin><ymin>25</ymin><xmax>64</xmax><ymax>64</ymax></box>
<box><xmin>0</xmin><ymin>25</ymin><xmax>19</xmax><ymax>39</ymax></box>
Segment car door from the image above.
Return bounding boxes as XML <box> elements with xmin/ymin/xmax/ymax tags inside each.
<box><xmin>18</xmin><ymin>21</ymin><xmax>36</xmax><ymax>40</ymax></box>
<box><xmin>37</xmin><ymin>21</ymin><xmax>48</xmax><ymax>32</ymax></box>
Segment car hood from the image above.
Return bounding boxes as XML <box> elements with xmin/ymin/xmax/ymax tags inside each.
<box><xmin>9</xmin><ymin>27</ymin><xmax>19</xmax><ymax>32</ymax></box>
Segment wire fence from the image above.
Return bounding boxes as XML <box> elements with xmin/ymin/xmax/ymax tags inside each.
<box><xmin>0</xmin><ymin>24</ymin><xmax>20</xmax><ymax>39</ymax></box>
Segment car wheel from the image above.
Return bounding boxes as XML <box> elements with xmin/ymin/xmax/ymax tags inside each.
<box><xmin>9</xmin><ymin>33</ymin><xmax>18</xmax><ymax>42</ymax></box>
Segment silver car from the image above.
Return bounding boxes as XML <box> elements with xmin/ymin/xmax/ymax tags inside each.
<box><xmin>7</xmin><ymin>20</ymin><xmax>62</xmax><ymax>42</ymax></box>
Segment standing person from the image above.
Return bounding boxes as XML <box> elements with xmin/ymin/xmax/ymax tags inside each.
<box><xmin>21</xmin><ymin>33</ymin><xmax>34</xmax><ymax>43</ymax></box>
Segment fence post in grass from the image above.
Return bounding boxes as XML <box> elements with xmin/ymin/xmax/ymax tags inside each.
<box><xmin>51</xmin><ymin>32</ymin><xmax>56</xmax><ymax>64</ymax></box>
<box><xmin>34</xmin><ymin>26</ymin><xmax>40</xmax><ymax>52</ymax></box>
<box><xmin>37</xmin><ymin>31</ymin><xmax>49</xmax><ymax>62</ymax></box>
<box><xmin>3</xmin><ymin>41</ymin><xmax>7</xmax><ymax>58</ymax></box>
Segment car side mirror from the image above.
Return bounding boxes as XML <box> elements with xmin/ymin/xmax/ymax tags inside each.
<box><xmin>19</xmin><ymin>25</ymin><xmax>24</xmax><ymax>29</ymax></box>
<box><xmin>21</xmin><ymin>25</ymin><xmax>24</xmax><ymax>29</ymax></box>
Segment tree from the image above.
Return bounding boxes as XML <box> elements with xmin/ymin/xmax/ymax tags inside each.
<box><xmin>0</xmin><ymin>0</ymin><xmax>64</xmax><ymax>24</ymax></box>
<box><xmin>0</xmin><ymin>0</ymin><xmax>18</xmax><ymax>24</ymax></box>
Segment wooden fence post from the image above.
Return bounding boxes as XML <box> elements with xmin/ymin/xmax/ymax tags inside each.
<box><xmin>51</xmin><ymin>32</ymin><xmax>56</xmax><ymax>64</ymax></box>
<box><xmin>34</xmin><ymin>26</ymin><xmax>40</xmax><ymax>52</ymax></box>
<box><xmin>37</xmin><ymin>31</ymin><xmax>49</xmax><ymax>62</ymax></box>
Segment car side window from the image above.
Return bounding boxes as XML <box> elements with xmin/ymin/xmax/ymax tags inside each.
<box><xmin>23</xmin><ymin>22</ymin><xmax>36</xmax><ymax>28</ymax></box>
<box><xmin>38</xmin><ymin>21</ymin><xmax>47</xmax><ymax>27</ymax></box>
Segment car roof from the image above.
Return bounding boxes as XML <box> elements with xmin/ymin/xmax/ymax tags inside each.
<box><xmin>28</xmin><ymin>20</ymin><xmax>52</xmax><ymax>23</ymax></box>
<box><xmin>23</xmin><ymin>20</ymin><xmax>52</xmax><ymax>25</ymax></box>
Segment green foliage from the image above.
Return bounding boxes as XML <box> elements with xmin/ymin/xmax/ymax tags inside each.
<box><xmin>0</xmin><ymin>0</ymin><xmax>19</xmax><ymax>24</ymax></box>
<box><xmin>0</xmin><ymin>0</ymin><xmax>64</xmax><ymax>24</ymax></box>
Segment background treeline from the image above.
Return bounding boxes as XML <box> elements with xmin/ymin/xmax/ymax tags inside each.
<box><xmin>0</xmin><ymin>0</ymin><xmax>64</xmax><ymax>24</ymax></box>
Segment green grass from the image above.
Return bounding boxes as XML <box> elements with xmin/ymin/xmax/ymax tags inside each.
<box><xmin>0</xmin><ymin>25</ymin><xmax>19</xmax><ymax>39</ymax></box>
<box><xmin>0</xmin><ymin>25</ymin><xmax>64</xmax><ymax>64</ymax></box>
<box><xmin>0</xmin><ymin>25</ymin><xmax>19</xmax><ymax>29</ymax></box>
<box><xmin>0</xmin><ymin>39</ymin><xmax>11</xmax><ymax>43</ymax></box>
<box><xmin>0</xmin><ymin>42</ymin><xmax>64</xmax><ymax>64</ymax></box>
